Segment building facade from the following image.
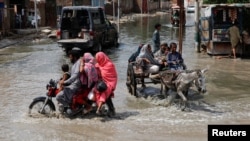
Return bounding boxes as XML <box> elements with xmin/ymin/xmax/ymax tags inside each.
<box><xmin>0</xmin><ymin>0</ymin><xmax>173</xmax><ymax>36</ymax></box>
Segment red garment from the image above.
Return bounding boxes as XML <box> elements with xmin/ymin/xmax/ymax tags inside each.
<box><xmin>94</xmin><ymin>52</ymin><xmax>118</xmax><ymax>104</ymax></box>
<box><xmin>71</xmin><ymin>87</ymin><xmax>91</xmax><ymax>110</ymax></box>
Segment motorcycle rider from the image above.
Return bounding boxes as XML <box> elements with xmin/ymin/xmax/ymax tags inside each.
<box><xmin>56</xmin><ymin>47</ymin><xmax>82</xmax><ymax>113</ymax></box>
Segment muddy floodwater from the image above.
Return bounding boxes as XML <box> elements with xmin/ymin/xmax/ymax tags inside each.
<box><xmin>0</xmin><ymin>13</ymin><xmax>250</xmax><ymax>141</ymax></box>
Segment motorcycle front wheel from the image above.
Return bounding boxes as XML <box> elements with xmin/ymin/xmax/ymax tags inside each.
<box><xmin>28</xmin><ymin>99</ymin><xmax>55</xmax><ymax>118</ymax></box>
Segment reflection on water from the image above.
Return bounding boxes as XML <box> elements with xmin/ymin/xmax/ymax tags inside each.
<box><xmin>0</xmin><ymin>13</ymin><xmax>250</xmax><ymax>141</ymax></box>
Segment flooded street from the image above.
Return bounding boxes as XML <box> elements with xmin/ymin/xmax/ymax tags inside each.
<box><xmin>1</xmin><ymin>13</ymin><xmax>250</xmax><ymax>141</ymax></box>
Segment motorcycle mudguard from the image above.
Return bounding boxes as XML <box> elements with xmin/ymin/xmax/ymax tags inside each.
<box><xmin>32</xmin><ymin>96</ymin><xmax>47</xmax><ymax>101</ymax></box>
<box><xmin>31</xmin><ymin>96</ymin><xmax>56</xmax><ymax>111</ymax></box>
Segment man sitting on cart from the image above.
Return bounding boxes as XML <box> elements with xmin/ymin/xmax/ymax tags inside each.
<box><xmin>136</xmin><ymin>44</ymin><xmax>165</xmax><ymax>87</ymax></box>
<box><xmin>154</xmin><ymin>41</ymin><xmax>170</xmax><ymax>70</ymax></box>
<box><xmin>128</xmin><ymin>43</ymin><xmax>144</xmax><ymax>63</ymax></box>
<box><xmin>167</xmin><ymin>42</ymin><xmax>186</xmax><ymax>70</ymax></box>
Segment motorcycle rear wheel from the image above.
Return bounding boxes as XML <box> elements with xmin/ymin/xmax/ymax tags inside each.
<box><xmin>28</xmin><ymin>99</ymin><xmax>55</xmax><ymax>118</ymax></box>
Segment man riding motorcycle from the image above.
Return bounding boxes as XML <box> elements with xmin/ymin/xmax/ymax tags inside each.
<box><xmin>56</xmin><ymin>47</ymin><xmax>82</xmax><ymax>113</ymax></box>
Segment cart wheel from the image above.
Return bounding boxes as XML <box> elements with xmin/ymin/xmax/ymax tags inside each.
<box><xmin>126</xmin><ymin>64</ymin><xmax>132</xmax><ymax>94</ymax></box>
<box><xmin>130</xmin><ymin>65</ymin><xmax>137</xmax><ymax>97</ymax></box>
<box><xmin>127</xmin><ymin>63</ymin><xmax>137</xmax><ymax>97</ymax></box>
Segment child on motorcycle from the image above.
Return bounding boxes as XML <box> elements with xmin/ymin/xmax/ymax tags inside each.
<box><xmin>58</xmin><ymin>64</ymin><xmax>70</xmax><ymax>91</ymax></box>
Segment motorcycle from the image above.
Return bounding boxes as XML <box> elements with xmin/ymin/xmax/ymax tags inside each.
<box><xmin>171</xmin><ymin>16</ymin><xmax>180</xmax><ymax>27</ymax></box>
<box><xmin>28</xmin><ymin>79</ymin><xmax>107</xmax><ymax>118</ymax></box>
<box><xmin>170</xmin><ymin>5</ymin><xmax>186</xmax><ymax>27</ymax></box>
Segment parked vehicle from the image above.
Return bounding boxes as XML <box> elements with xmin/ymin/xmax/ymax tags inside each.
<box><xmin>187</xmin><ymin>5</ymin><xmax>195</xmax><ymax>13</ymax></box>
<box><xmin>57</xmin><ymin>6</ymin><xmax>119</xmax><ymax>54</ymax></box>
<box><xmin>170</xmin><ymin>5</ymin><xmax>186</xmax><ymax>27</ymax></box>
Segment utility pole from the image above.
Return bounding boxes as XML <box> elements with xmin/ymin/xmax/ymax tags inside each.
<box><xmin>113</xmin><ymin>1</ymin><xmax>115</xmax><ymax>21</ymax></box>
<box><xmin>195</xmin><ymin>0</ymin><xmax>201</xmax><ymax>52</ymax></box>
<box><xmin>117</xmin><ymin>0</ymin><xmax>120</xmax><ymax>43</ymax></box>
<box><xmin>177</xmin><ymin>0</ymin><xmax>184</xmax><ymax>54</ymax></box>
<box><xmin>34</xmin><ymin>0</ymin><xmax>38</xmax><ymax>33</ymax></box>
<box><xmin>147</xmin><ymin>0</ymin><xmax>149</xmax><ymax>14</ymax></box>
<box><xmin>141</xmin><ymin>0</ymin><xmax>143</xmax><ymax>15</ymax></box>
<box><xmin>3</xmin><ymin>0</ymin><xmax>10</xmax><ymax>35</ymax></box>
<box><xmin>117</xmin><ymin>0</ymin><xmax>120</xmax><ymax>29</ymax></box>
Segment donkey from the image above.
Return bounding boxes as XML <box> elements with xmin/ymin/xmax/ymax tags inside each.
<box><xmin>159</xmin><ymin>68</ymin><xmax>208</xmax><ymax>110</ymax></box>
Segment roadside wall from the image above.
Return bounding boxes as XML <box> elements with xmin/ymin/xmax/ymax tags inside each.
<box><xmin>105</xmin><ymin>0</ymin><xmax>134</xmax><ymax>16</ymax></box>
<box><xmin>28</xmin><ymin>2</ymin><xmax>46</xmax><ymax>27</ymax></box>
<box><xmin>119</xmin><ymin>0</ymin><xmax>134</xmax><ymax>14</ymax></box>
<box><xmin>135</xmin><ymin>0</ymin><xmax>160</xmax><ymax>13</ymax></box>
<box><xmin>106</xmin><ymin>0</ymin><xmax>169</xmax><ymax>16</ymax></box>
<box><xmin>161</xmin><ymin>1</ymin><xmax>172</xmax><ymax>10</ymax></box>
<box><xmin>56</xmin><ymin>0</ymin><xmax>72</xmax><ymax>6</ymax></box>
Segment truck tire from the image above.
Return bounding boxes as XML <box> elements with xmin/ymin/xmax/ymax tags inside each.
<box><xmin>93</xmin><ymin>43</ymin><xmax>102</xmax><ymax>52</ymax></box>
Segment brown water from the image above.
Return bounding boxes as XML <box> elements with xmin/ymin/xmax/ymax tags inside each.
<box><xmin>0</xmin><ymin>13</ymin><xmax>250</xmax><ymax>141</ymax></box>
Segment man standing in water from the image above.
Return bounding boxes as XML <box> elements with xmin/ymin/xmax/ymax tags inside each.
<box><xmin>152</xmin><ymin>23</ymin><xmax>162</xmax><ymax>53</ymax></box>
<box><xmin>228</xmin><ymin>21</ymin><xmax>242</xmax><ymax>59</ymax></box>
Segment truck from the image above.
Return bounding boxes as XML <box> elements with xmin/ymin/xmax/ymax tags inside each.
<box><xmin>57</xmin><ymin>6</ymin><xmax>118</xmax><ymax>54</ymax></box>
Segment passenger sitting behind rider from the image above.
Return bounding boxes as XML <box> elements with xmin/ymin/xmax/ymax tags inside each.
<box><xmin>79</xmin><ymin>52</ymin><xmax>99</xmax><ymax>114</ymax></box>
<box><xmin>167</xmin><ymin>42</ymin><xmax>185</xmax><ymax>70</ymax></box>
<box><xmin>56</xmin><ymin>48</ymin><xmax>82</xmax><ymax>113</ymax></box>
<box><xmin>94</xmin><ymin>52</ymin><xmax>117</xmax><ymax>116</ymax></box>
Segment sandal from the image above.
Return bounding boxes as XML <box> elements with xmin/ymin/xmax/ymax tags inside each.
<box><xmin>96</xmin><ymin>110</ymin><xmax>101</xmax><ymax>115</ymax></box>
<box><xmin>83</xmin><ymin>106</ymin><xmax>92</xmax><ymax>115</ymax></box>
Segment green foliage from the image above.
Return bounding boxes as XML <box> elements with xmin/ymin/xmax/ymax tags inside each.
<box><xmin>203</xmin><ymin>0</ymin><xmax>249</xmax><ymax>4</ymax></box>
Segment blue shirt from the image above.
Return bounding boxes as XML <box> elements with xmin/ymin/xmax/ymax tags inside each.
<box><xmin>167</xmin><ymin>52</ymin><xmax>183</xmax><ymax>69</ymax></box>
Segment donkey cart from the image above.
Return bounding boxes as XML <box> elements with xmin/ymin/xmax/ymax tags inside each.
<box><xmin>126</xmin><ymin>62</ymin><xmax>165</xmax><ymax>97</ymax></box>
<box><xmin>126</xmin><ymin>61</ymin><xmax>208</xmax><ymax>111</ymax></box>
<box><xmin>126</xmin><ymin>62</ymin><xmax>207</xmax><ymax>97</ymax></box>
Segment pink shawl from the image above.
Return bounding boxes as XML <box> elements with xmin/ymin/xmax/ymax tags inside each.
<box><xmin>81</xmin><ymin>53</ymin><xmax>98</xmax><ymax>88</ymax></box>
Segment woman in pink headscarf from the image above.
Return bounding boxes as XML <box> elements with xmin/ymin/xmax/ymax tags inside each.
<box><xmin>94</xmin><ymin>52</ymin><xmax>117</xmax><ymax>116</ymax></box>
<box><xmin>80</xmin><ymin>52</ymin><xmax>98</xmax><ymax>88</ymax></box>
<box><xmin>73</xmin><ymin>52</ymin><xmax>98</xmax><ymax>113</ymax></box>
